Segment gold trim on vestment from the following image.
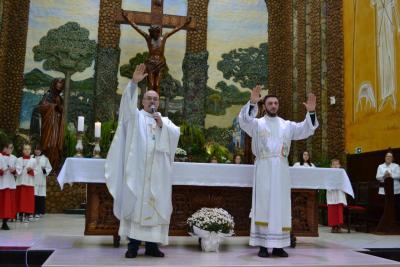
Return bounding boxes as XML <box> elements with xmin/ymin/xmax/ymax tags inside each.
<box><xmin>255</xmin><ymin>221</ymin><xmax>292</xmax><ymax>232</ymax></box>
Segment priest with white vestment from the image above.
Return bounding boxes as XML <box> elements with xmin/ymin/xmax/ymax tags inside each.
<box><xmin>239</xmin><ymin>85</ymin><xmax>318</xmax><ymax>258</ymax></box>
<box><xmin>105</xmin><ymin>64</ymin><xmax>180</xmax><ymax>259</ymax></box>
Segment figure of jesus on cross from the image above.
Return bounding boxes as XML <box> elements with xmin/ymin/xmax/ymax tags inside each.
<box><xmin>118</xmin><ymin>0</ymin><xmax>195</xmax><ymax>93</ymax></box>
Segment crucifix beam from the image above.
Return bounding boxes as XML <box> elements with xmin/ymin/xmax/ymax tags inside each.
<box><xmin>115</xmin><ymin>0</ymin><xmax>197</xmax><ymax>93</ymax></box>
<box><xmin>116</xmin><ymin>10</ymin><xmax>196</xmax><ymax>30</ymax></box>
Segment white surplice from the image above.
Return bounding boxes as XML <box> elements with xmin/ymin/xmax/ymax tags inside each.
<box><xmin>376</xmin><ymin>162</ymin><xmax>400</xmax><ymax>195</ymax></box>
<box><xmin>239</xmin><ymin>101</ymin><xmax>318</xmax><ymax>248</ymax></box>
<box><xmin>16</xmin><ymin>157</ymin><xmax>36</xmax><ymax>187</ymax></box>
<box><xmin>105</xmin><ymin>81</ymin><xmax>180</xmax><ymax>245</ymax></box>
<box><xmin>33</xmin><ymin>155</ymin><xmax>52</xmax><ymax>196</ymax></box>
<box><xmin>0</xmin><ymin>154</ymin><xmax>17</xmax><ymax>190</ymax></box>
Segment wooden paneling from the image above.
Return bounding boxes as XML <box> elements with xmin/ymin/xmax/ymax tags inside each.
<box><xmin>85</xmin><ymin>184</ymin><xmax>319</xmax><ymax>241</ymax></box>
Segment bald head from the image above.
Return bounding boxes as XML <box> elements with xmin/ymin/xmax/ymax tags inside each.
<box><xmin>142</xmin><ymin>90</ymin><xmax>160</xmax><ymax>113</ymax></box>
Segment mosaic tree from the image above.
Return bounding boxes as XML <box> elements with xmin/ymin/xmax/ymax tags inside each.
<box><xmin>33</xmin><ymin>22</ymin><xmax>97</xmax><ymax>121</ymax></box>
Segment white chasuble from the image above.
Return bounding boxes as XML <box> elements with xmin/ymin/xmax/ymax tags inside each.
<box><xmin>239</xmin><ymin>101</ymin><xmax>318</xmax><ymax>248</ymax></box>
<box><xmin>105</xmin><ymin>81</ymin><xmax>180</xmax><ymax>244</ymax></box>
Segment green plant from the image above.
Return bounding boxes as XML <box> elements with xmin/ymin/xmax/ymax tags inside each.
<box><xmin>100</xmin><ymin>120</ymin><xmax>118</xmax><ymax>158</ymax></box>
<box><xmin>63</xmin><ymin>124</ymin><xmax>77</xmax><ymax>158</ymax></box>
<box><xmin>313</xmin><ymin>153</ymin><xmax>331</xmax><ymax>168</ymax></box>
<box><xmin>205</xmin><ymin>126</ymin><xmax>233</xmax><ymax>148</ymax></box>
<box><xmin>178</xmin><ymin>122</ymin><xmax>208</xmax><ymax>162</ymax></box>
<box><xmin>205</xmin><ymin>142</ymin><xmax>232</xmax><ymax>163</ymax></box>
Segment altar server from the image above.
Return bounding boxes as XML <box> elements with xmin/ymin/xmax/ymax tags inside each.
<box><xmin>15</xmin><ymin>144</ymin><xmax>36</xmax><ymax>223</ymax></box>
<box><xmin>327</xmin><ymin>159</ymin><xmax>347</xmax><ymax>233</ymax></box>
<box><xmin>105</xmin><ymin>64</ymin><xmax>180</xmax><ymax>258</ymax></box>
<box><xmin>239</xmin><ymin>85</ymin><xmax>318</xmax><ymax>257</ymax></box>
<box><xmin>0</xmin><ymin>141</ymin><xmax>17</xmax><ymax>230</ymax></box>
<box><xmin>33</xmin><ymin>144</ymin><xmax>52</xmax><ymax>218</ymax></box>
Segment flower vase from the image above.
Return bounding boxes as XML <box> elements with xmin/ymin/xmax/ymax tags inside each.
<box><xmin>192</xmin><ymin>226</ymin><xmax>233</xmax><ymax>252</ymax></box>
<box><xmin>199</xmin><ymin>232</ymin><xmax>221</xmax><ymax>252</ymax></box>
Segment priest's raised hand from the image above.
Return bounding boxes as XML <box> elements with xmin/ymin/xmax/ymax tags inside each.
<box><xmin>250</xmin><ymin>85</ymin><xmax>263</xmax><ymax>104</ymax></box>
<box><xmin>303</xmin><ymin>92</ymin><xmax>316</xmax><ymax>112</ymax></box>
<box><xmin>132</xmin><ymin>63</ymin><xmax>148</xmax><ymax>84</ymax></box>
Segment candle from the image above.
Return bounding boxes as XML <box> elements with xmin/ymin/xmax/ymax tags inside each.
<box><xmin>77</xmin><ymin>116</ymin><xmax>85</xmax><ymax>132</ymax></box>
<box><xmin>94</xmin><ymin>122</ymin><xmax>101</xmax><ymax>138</ymax></box>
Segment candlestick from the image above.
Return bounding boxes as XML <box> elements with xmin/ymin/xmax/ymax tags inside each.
<box><xmin>74</xmin><ymin>131</ymin><xmax>84</xmax><ymax>157</ymax></box>
<box><xmin>93</xmin><ymin>137</ymin><xmax>101</xmax><ymax>158</ymax></box>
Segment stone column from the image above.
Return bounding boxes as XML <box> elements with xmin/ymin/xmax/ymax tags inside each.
<box><xmin>93</xmin><ymin>0</ymin><xmax>122</xmax><ymax>123</ymax></box>
<box><xmin>326</xmin><ymin>0</ymin><xmax>345</xmax><ymax>161</ymax></box>
<box><xmin>0</xmin><ymin>0</ymin><xmax>30</xmax><ymax>133</ymax></box>
<box><xmin>292</xmin><ymin>0</ymin><xmax>306</xmax><ymax>161</ymax></box>
<box><xmin>310</xmin><ymin>0</ymin><xmax>322</xmax><ymax>158</ymax></box>
<box><xmin>266</xmin><ymin>0</ymin><xmax>293</xmax><ymax>119</ymax></box>
<box><xmin>182</xmin><ymin>0</ymin><xmax>209</xmax><ymax>126</ymax></box>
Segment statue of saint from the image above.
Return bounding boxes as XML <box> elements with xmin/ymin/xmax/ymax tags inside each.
<box><xmin>30</xmin><ymin>78</ymin><xmax>65</xmax><ymax>169</ymax></box>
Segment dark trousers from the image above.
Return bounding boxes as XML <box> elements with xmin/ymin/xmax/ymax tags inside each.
<box><xmin>35</xmin><ymin>196</ymin><xmax>46</xmax><ymax>215</ymax></box>
<box><xmin>395</xmin><ymin>194</ymin><xmax>400</xmax><ymax>222</ymax></box>
<box><xmin>128</xmin><ymin>238</ymin><xmax>158</xmax><ymax>252</ymax></box>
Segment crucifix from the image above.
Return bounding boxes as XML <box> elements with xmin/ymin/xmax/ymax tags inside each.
<box><xmin>116</xmin><ymin>0</ymin><xmax>196</xmax><ymax>94</ymax></box>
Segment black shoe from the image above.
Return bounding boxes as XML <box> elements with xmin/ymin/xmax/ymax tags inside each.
<box><xmin>125</xmin><ymin>249</ymin><xmax>138</xmax><ymax>258</ymax></box>
<box><xmin>272</xmin><ymin>248</ymin><xmax>289</xmax><ymax>257</ymax></box>
<box><xmin>145</xmin><ymin>248</ymin><xmax>165</xmax><ymax>257</ymax></box>
<box><xmin>1</xmin><ymin>223</ymin><xmax>10</xmax><ymax>230</ymax></box>
<box><xmin>258</xmin><ymin>247</ymin><xmax>269</xmax><ymax>258</ymax></box>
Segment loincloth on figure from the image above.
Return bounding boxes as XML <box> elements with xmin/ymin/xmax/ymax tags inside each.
<box><xmin>145</xmin><ymin>56</ymin><xmax>166</xmax><ymax>73</ymax></box>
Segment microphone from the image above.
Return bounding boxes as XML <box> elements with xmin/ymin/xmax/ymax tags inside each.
<box><xmin>150</xmin><ymin>104</ymin><xmax>157</xmax><ymax>114</ymax></box>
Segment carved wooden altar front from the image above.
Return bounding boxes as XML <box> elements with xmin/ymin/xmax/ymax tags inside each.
<box><xmin>85</xmin><ymin>184</ymin><xmax>318</xmax><ymax>247</ymax></box>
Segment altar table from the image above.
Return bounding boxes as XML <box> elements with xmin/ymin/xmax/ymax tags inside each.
<box><xmin>58</xmin><ymin>158</ymin><xmax>353</xmax><ymax>247</ymax></box>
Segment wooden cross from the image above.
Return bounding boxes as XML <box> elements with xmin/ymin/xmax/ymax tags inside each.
<box><xmin>116</xmin><ymin>0</ymin><xmax>196</xmax><ymax>33</ymax></box>
<box><xmin>116</xmin><ymin>0</ymin><xmax>196</xmax><ymax>93</ymax></box>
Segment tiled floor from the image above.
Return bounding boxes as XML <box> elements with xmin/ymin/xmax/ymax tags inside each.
<box><xmin>1</xmin><ymin>214</ymin><xmax>399</xmax><ymax>267</ymax></box>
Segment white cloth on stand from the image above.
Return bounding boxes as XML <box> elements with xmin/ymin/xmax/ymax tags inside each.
<box><xmin>57</xmin><ymin>159</ymin><xmax>354</xmax><ymax>198</ymax></box>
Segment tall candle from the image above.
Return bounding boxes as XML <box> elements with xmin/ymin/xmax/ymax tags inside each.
<box><xmin>77</xmin><ymin>116</ymin><xmax>84</xmax><ymax>132</ymax></box>
<box><xmin>94</xmin><ymin>122</ymin><xmax>101</xmax><ymax>138</ymax></box>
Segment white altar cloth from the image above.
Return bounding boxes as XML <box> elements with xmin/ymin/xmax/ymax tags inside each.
<box><xmin>57</xmin><ymin>158</ymin><xmax>354</xmax><ymax>197</ymax></box>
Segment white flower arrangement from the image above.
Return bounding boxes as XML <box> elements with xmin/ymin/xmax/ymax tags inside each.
<box><xmin>175</xmin><ymin>147</ymin><xmax>187</xmax><ymax>156</ymax></box>
<box><xmin>187</xmin><ymin>208</ymin><xmax>234</xmax><ymax>234</ymax></box>
<box><xmin>187</xmin><ymin>208</ymin><xmax>235</xmax><ymax>252</ymax></box>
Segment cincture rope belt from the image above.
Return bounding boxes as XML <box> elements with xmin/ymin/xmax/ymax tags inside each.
<box><xmin>257</xmin><ymin>153</ymin><xmax>286</xmax><ymax>159</ymax></box>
